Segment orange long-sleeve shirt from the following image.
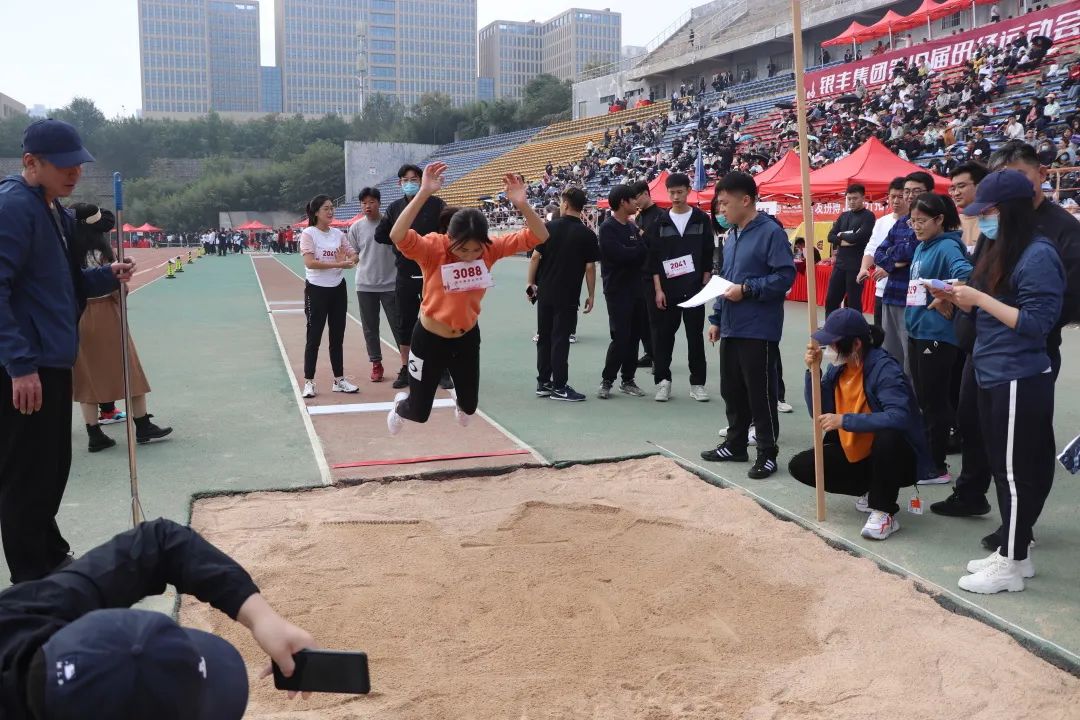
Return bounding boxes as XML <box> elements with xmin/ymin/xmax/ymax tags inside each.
<box><xmin>398</xmin><ymin>228</ymin><xmax>543</xmax><ymax>332</ymax></box>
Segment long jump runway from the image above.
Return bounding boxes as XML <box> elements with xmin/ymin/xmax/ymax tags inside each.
<box><xmin>249</xmin><ymin>255</ymin><xmax>544</xmax><ymax>482</ymax></box>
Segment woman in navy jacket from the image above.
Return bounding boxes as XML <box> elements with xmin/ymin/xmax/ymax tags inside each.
<box><xmin>948</xmin><ymin>170</ymin><xmax>1065</xmax><ymax>595</ymax></box>
<box><xmin>789</xmin><ymin>308</ymin><xmax>932</xmax><ymax>541</ymax></box>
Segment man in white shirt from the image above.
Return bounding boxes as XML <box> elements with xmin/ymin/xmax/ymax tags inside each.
<box><xmin>347</xmin><ymin>187</ymin><xmax>402</xmax><ymax>383</ymax></box>
<box><xmin>856</xmin><ymin>177</ymin><xmax>907</xmax><ymax>327</ymax></box>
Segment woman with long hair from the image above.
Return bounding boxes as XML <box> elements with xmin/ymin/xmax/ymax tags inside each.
<box><xmin>948</xmin><ymin>170</ymin><xmax>1065</xmax><ymax>594</ymax></box>
<box><xmin>70</xmin><ymin>204</ymin><xmax>171</xmax><ymax>452</ymax></box>
<box><xmin>299</xmin><ymin>195</ymin><xmax>359</xmax><ymax>399</ymax></box>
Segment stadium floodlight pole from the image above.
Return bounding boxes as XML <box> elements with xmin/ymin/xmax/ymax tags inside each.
<box><xmin>113</xmin><ymin>172</ymin><xmax>145</xmax><ymax>528</ymax></box>
<box><xmin>790</xmin><ymin>0</ymin><xmax>826</xmax><ymax>522</ymax></box>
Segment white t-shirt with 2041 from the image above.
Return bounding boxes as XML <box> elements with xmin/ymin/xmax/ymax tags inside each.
<box><xmin>300</xmin><ymin>226</ymin><xmax>349</xmax><ymax>287</ymax></box>
<box><xmin>669</xmin><ymin>207</ymin><xmax>693</xmax><ymax>235</ymax></box>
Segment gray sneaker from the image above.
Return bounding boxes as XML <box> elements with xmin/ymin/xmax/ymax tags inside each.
<box><xmin>620</xmin><ymin>381</ymin><xmax>646</xmax><ymax>397</ymax></box>
<box><xmin>597</xmin><ymin>381</ymin><xmax>613</xmax><ymax>399</ymax></box>
<box><xmin>654</xmin><ymin>379</ymin><xmax>672</xmax><ymax>402</ymax></box>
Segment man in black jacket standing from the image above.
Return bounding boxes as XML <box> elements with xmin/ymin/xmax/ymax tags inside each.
<box><xmin>824</xmin><ymin>183</ymin><xmax>876</xmax><ymax>317</ymax></box>
<box><xmin>632</xmin><ymin>181</ymin><xmax>663</xmax><ymax>367</ymax></box>
<box><xmin>375</xmin><ymin>164</ymin><xmax>452</xmax><ymax>390</ymax></box>
<box><xmin>647</xmin><ymin>173</ymin><xmax>714</xmax><ymax>403</ymax></box>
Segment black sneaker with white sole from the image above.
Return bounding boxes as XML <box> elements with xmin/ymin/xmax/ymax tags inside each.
<box><xmin>550</xmin><ymin>385</ymin><xmax>586</xmax><ymax>402</ymax></box>
<box><xmin>748</xmin><ymin>451</ymin><xmax>778</xmax><ymax>479</ymax></box>
<box><xmin>700</xmin><ymin>444</ymin><xmax>749</xmax><ymax>462</ymax></box>
<box><xmin>536</xmin><ymin>382</ymin><xmax>554</xmax><ymax>397</ymax></box>
<box><xmin>930</xmin><ymin>490</ymin><xmax>991</xmax><ymax>517</ymax></box>
<box><xmin>392</xmin><ymin>366</ymin><xmax>409</xmax><ymax>389</ymax></box>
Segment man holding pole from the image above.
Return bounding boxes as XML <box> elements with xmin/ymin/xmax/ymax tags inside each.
<box><xmin>700</xmin><ymin>172</ymin><xmax>795</xmax><ymax>479</ymax></box>
<box><xmin>0</xmin><ymin>119</ymin><xmax>135</xmax><ymax>583</ymax></box>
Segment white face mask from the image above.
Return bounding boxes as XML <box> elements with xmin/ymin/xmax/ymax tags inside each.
<box><xmin>822</xmin><ymin>346</ymin><xmax>840</xmax><ymax>365</ymax></box>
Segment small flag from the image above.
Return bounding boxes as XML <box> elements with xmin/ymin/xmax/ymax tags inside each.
<box><xmin>693</xmin><ymin>149</ymin><xmax>706</xmax><ymax>192</ymax></box>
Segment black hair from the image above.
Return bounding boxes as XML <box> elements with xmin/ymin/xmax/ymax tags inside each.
<box><xmin>397</xmin><ymin>164</ymin><xmax>422</xmax><ymax>179</ymax></box>
<box><xmin>608</xmin><ymin>184</ymin><xmax>637</xmax><ymax>212</ymax></box>
<box><xmin>910</xmin><ymin>192</ymin><xmax>960</xmax><ymax>232</ymax></box>
<box><xmin>793</xmin><ymin>236</ymin><xmax>806</xmax><ymax>246</ymax></box>
<box><xmin>834</xmin><ymin>324</ymin><xmax>886</xmax><ymax>361</ymax></box>
<box><xmin>561</xmin><ymin>187</ymin><xmax>587</xmax><ymax>211</ymax></box>
<box><xmin>629</xmin><ymin>181</ymin><xmax>650</xmax><ymax>197</ymax></box>
<box><xmin>846</xmin><ymin>183</ymin><xmax>866</xmax><ymax>195</ymax></box>
<box><xmin>972</xmin><ymin>196</ymin><xmax>1037</xmax><ymax>294</ymax></box>
<box><xmin>446</xmin><ymin>208</ymin><xmax>491</xmax><ymax>248</ymax></box>
<box><xmin>71</xmin><ymin>203</ymin><xmax>117</xmax><ymax>266</ymax></box>
<box><xmin>709</xmin><ymin>189</ymin><xmax>724</xmax><ymax>232</ymax></box>
<box><xmin>904</xmin><ymin>171</ymin><xmax>935</xmax><ymax>192</ymax></box>
<box><xmin>716</xmin><ymin>171</ymin><xmax>758</xmax><ymax>200</ymax></box>
<box><xmin>888</xmin><ymin>177</ymin><xmax>906</xmax><ymax>192</ymax></box>
<box><xmin>359</xmin><ymin>187</ymin><xmax>381</xmax><ymax>202</ymax></box>
<box><xmin>950</xmin><ymin>161</ymin><xmax>988</xmax><ymax>184</ymax></box>
<box><xmin>665</xmin><ymin>172</ymin><xmax>691</xmax><ymax>189</ymax></box>
<box><xmin>306</xmin><ymin>194</ymin><xmax>334</xmax><ymax>227</ymax></box>
<box><xmin>438</xmin><ymin>206</ymin><xmax>459</xmax><ymax>234</ymax></box>
<box><xmin>988</xmin><ymin>140</ymin><xmax>1040</xmax><ymax>171</ymax></box>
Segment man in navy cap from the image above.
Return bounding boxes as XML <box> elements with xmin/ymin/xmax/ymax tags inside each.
<box><xmin>0</xmin><ymin>119</ymin><xmax>135</xmax><ymax>583</ymax></box>
<box><xmin>0</xmin><ymin>518</ymin><xmax>316</xmax><ymax>719</ymax></box>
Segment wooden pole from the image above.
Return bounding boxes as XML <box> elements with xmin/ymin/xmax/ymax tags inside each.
<box><xmin>791</xmin><ymin>0</ymin><xmax>827</xmax><ymax>522</ymax></box>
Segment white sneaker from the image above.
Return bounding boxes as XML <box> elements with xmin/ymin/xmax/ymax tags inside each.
<box><xmin>332</xmin><ymin>377</ymin><xmax>359</xmax><ymax>393</ymax></box>
<box><xmin>855</xmin><ymin>493</ymin><xmax>870</xmax><ymax>513</ymax></box>
<box><xmin>532</xmin><ymin>333</ymin><xmax>539</xmax><ymax>343</ymax></box>
<box><xmin>958</xmin><ymin>552</ymin><xmax>1026</xmax><ymax>594</ymax></box>
<box><xmin>387</xmin><ymin>391</ymin><xmax>408</xmax><ymax>436</ymax></box>
<box><xmin>967</xmin><ymin>550</ymin><xmax>1035</xmax><ymax>579</ymax></box>
<box><xmin>301</xmin><ymin>380</ymin><xmax>316</xmax><ymax>398</ymax></box>
<box><xmin>569</xmin><ymin>334</ymin><xmax>577</xmax><ymax>344</ymax></box>
<box><xmin>718</xmin><ymin>425</ymin><xmax>757</xmax><ymax>446</ymax></box>
<box><xmin>690</xmin><ymin>385</ymin><xmax>710</xmax><ymax>402</ymax></box>
<box><xmin>860</xmin><ymin>510</ymin><xmax>900</xmax><ymax>540</ymax></box>
<box><xmin>655</xmin><ymin>379</ymin><xmax>672</xmax><ymax>402</ymax></box>
<box><xmin>777</xmin><ymin>401</ymin><xmax>793</xmax><ymax>413</ymax></box>
<box><xmin>454</xmin><ymin>404</ymin><xmax>473</xmax><ymax>427</ymax></box>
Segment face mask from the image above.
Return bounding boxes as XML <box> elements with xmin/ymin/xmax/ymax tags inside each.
<box><xmin>402</xmin><ymin>181</ymin><xmax>420</xmax><ymax>196</ymax></box>
<box><xmin>822</xmin><ymin>346</ymin><xmax>840</xmax><ymax>364</ymax></box>
<box><xmin>714</xmin><ymin>213</ymin><xmax>731</xmax><ymax>229</ymax></box>
<box><xmin>977</xmin><ymin>215</ymin><xmax>999</xmax><ymax>240</ymax></box>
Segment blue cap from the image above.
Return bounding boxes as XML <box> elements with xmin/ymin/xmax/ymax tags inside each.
<box><xmin>21</xmin><ymin>119</ymin><xmax>95</xmax><ymax>167</ymax></box>
<box><xmin>962</xmin><ymin>169</ymin><xmax>1034</xmax><ymax>216</ymax></box>
<box><xmin>812</xmin><ymin>307</ymin><xmax>871</xmax><ymax>345</ymax></box>
<box><xmin>41</xmin><ymin>609</ymin><xmax>248</xmax><ymax>719</ymax></box>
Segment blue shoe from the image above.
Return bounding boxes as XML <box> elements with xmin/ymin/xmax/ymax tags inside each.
<box><xmin>550</xmin><ymin>385</ymin><xmax>586</xmax><ymax>402</ymax></box>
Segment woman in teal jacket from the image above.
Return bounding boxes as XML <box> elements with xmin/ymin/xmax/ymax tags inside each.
<box><xmin>905</xmin><ymin>193</ymin><xmax>973</xmax><ymax>483</ymax></box>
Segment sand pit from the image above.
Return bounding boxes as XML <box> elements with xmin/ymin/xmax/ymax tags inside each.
<box><xmin>182</xmin><ymin>457</ymin><xmax>1080</xmax><ymax>719</ymax></box>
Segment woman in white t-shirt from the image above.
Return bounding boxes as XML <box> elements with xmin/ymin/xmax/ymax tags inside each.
<box><xmin>299</xmin><ymin>194</ymin><xmax>359</xmax><ymax>398</ymax></box>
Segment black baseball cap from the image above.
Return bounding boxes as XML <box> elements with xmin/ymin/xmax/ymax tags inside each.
<box><xmin>963</xmin><ymin>169</ymin><xmax>1034</xmax><ymax>216</ymax></box>
<box><xmin>812</xmin><ymin>307</ymin><xmax>871</xmax><ymax>345</ymax></box>
<box><xmin>21</xmin><ymin>119</ymin><xmax>95</xmax><ymax>167</ymax></box>
<box><xmin>40</xmin><ymin>609</ymin><xmax>248</xmax><ymax>719</ymax></box>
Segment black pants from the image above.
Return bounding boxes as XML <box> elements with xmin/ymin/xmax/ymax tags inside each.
<box><xmin>719</xmin><ymin>337</ymin><xmax>780</xmax><ymax>452</ymax></box>
<box><xmin>356</xmin><ymin>290</ymin><xmax>402</xmax><ymax>362</ymax></box>
<box><xmin>824</xmin><ymin>263</ymin><xmax>863</xmax><ymax>316</ymax></box>
<box><xmin>602</xmin><ymin>291</ymin><xmax>643</xmax><ymax>384</ymax></box>
<box><xmin>873</xmin><ymin>296</ymin><xmax>883</xmax><ymax>329</ymax></box>
<box><xmin>395</xmin><ymin>274</ymin><xmax>423</xmax><ymax>346</ymax></box>
<box><xmin>650</xmin><ymin>302</ymin><xmax>706</xmax><ymax>385</ymax></box>
<box><xmin>397</xmin><ymin>324</ymin><xmax>480</xmax><ymax>423</ymax></box>
<box><xmin>304</xmin><ymin>280</ymin><xmax>347</xmax><ymax>379</ymax></box>
<box><xmin>1048</xmin><ymin>324</ymin><xmax>1063</xmax><ymax>381</ymax></box>
<box><xmin>978</xmin><ymin>373</ymin><xmax>1056</xmax><ymax>561</ymax></box>
<box><xmin>639</xmin><ymin>277</ymin><xmax>655</xmax><ymax>357</ymax></box>
<box><xmin>537</xmin><ymin>303</ymin><xmax>577</xmax><ymax>388</ymax></box>
<box><xmin>774</xmin><ymin>352</ymin><xmax>786</xmax><ymax>403</ymax></box>
<box><xmin>789</xmin><ymin>429</ymin><xmax>916</xmax><ymax>515</ymax></box>
<box><xmin>954</xmin><ymin>355</ymin><xmax>993</xmax><ymax>501</ymax></box>
<box><xmin>908</xmin><ymin>338</ymin><xmax>957</xmax><ymax>470</ymax></box>
<box><xmin>217</xmin><ymin>244</ymin><xmax>226</xmax><ymax>256</ymax></box>
<box><xmin>0</xmin><ymin>367</ymin><xmax>73</xmax><ymax>583</ymax></box>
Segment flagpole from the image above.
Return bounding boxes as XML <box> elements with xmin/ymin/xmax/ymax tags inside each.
<box><xmin>791</xmin><ymin>0</ymin><xmax>827</xmax><ymax>522</ymax></box>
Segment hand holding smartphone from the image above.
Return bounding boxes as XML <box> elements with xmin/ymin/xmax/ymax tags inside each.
<box><xmin>272</xmin><ymin>649</ymin><xmax>370</xmax><ymax>694</ymax></box>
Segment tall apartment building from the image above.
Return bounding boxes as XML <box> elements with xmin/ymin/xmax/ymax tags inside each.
<box><xmin>138</xmin><ymin>0</ymin><xmax>212</xmax><ymax>116</ymax></box>
<box><xmin>479</xmin><ymin>8</ymin><xmax>621</xmax><ymax>100</ymax></box>
<box><xmin>207</xmin><ymin>1</ymin><xmax>261</xmax><ymax>113</ymax></box>
<box><xmin>0</xmin><ymin>93</ymin><xmax>26</xmax><ymax>120</ymax></box>
<box><xmin>260</xmin><ymin>66</ymin><xmax>284</xmax><ymax>113</ymax></box>
<box><xmin>275</xmin><ymin>0</ymin><xmax>477</xmax><ymax>116</ymax></box>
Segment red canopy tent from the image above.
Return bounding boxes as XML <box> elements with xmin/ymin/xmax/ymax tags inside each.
<box><xmin>595</xmin><ymin>171</ymin><xmax>711</xmax><ymax>209</ymax></box>
<box><xmin>861</xmin><ymin>9</ymin><xmax>921</xmax><ymax>47</ymax></box>
<box><xmin>821</xmin><ymin>20</ymin><xmax>871</xmax><ymax>49</ymax></box>
<box><xmin>236</xmin><ymin>220</ymin><xmax>271</xmax><ymax>231</ymax></box>
<box><xmin>340</xmin><ymin>213</ymin><xmax>364</xmax><ymax>226</ymax></box>
<box><xmin>133</xmin><ymin>223</ymin><xmax>161</xmax><ymax>232</ymax></box>
<box><xmin>291</xmin><ymin>217</ymin><xmax>309</xmax><ymax>229</ymax></box>
<box><xmin>905</xmin><ymin>0</ymin><xmax>954</xmax><ymax>40</ymax></box>
<box><xmin>758</xmin><ymin>137</ymin><xmax>950</xmax><ymax>198</ymax></box>
<box><xmin>330</xmin><ymin>217</ymin><xmax>351</xmax><ymax>228</ymax></box>
<box><xmin>750</xmin><ymin>150</ymin><xmax>803</xmax><ymax>187</ymax></box>
<box><xmin>121</xmin><ymin>223</ymin><xmax>137</xmax><ymax>233</ymax></box>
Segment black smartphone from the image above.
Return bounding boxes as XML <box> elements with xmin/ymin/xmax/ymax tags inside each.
<box><xmin>272</xmin><ymin>649</ymin><xmax>370</xmax><ymax>694</ymax></box>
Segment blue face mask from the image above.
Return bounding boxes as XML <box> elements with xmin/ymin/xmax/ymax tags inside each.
<box><xmin>977</xmin><ymin>215</ymin><xmax>999</xmax><ymax>240</ymax></box>
<box><xmin>714</xmin><ymin>213</ymin><xmax>731</xmax><ymax>229</ymax></box>
<box><xmin>402</xmin><ymin>181</ymin><xmax>420</xmax><ymax>196</ymax></box>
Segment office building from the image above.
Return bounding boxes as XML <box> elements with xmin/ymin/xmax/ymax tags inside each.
<box><xmin>260</xmin><ymin>66</ymin><xmax>283</xmax><ymax>113</ymax></box>
<box><xmin>0</xmin><ymin>93</ymin><xmax>26</xmax><ymax>120</ymax></box>
<box><xmin>275</xmin><ymin>0</ymin><xmax>478</xmax><ymax>116</ymax></box>
<box><xmin>138</xmin><ymin>0</ymin><xmax>211</xmax><ymax>116</ymax></box>
<box><xmin>479</xmin><ymin>8</ymin><xmax>622</xmax><ymax>100</ymax></box>
<box><xmin>208</xmin><ymin>1</ymin><xmax>261</xmax><ymax>113</ymax></box>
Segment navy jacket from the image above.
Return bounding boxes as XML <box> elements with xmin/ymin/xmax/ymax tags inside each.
<box><xmin>972</xmin><ymin>236</ymin><xmax>1064</xmax><ymax>389</ymax></box>
<box><xmin>0</xmin><ymin>175</ymin><xmax>117</xmax><ymax>378</ymax></box>
<box><xmin>807</xmin><ymin>347</ymin><xmax>934</xmax><ymax>480</ymax></box>
<box><xmin>710</xmin><ymin>212</ymin><xmax>795</xmax><ymax>342</ymax></box>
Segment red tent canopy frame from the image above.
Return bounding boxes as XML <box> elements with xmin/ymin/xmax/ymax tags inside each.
<box><xmin>133</xmin><ymin>223</ymin><xmax>161</xmax><ymax>232</ymax></box>
<box><xmin>750</xmin><ymin>150</ymin><xmax>802</xmax><ymax>187</ymax></box>
<box><xmin>823</xmin><ymin>0</ymin><xmax>960</xmax><ymax>48</ymax></box>
<box><xmin>757</xmin><ymin>137</ymin><xmax>950</xmax><ymax>198</ymax></box>
<box><xmin>821</xmin><ymin>20</ymin><xmax>871</xmax><ymax>48</ymax></box>
<box><xmin>236</xmin><ymin>220</ymin><xmax>271</xmax><ymax>231</ymax></box>
<box><xmin>862</xmin><ymin>10</ymin><xmax>921</xmax><ymax>47</ymax></box>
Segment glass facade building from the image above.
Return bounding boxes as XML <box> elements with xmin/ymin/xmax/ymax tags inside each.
<box><xmin>138</xmin><ymin>0</ymin><xmax>212</xmax><ymax>115</ymax></box>
<box><xmin>208</xmin><ymin>1</ymin><xmax>260</xmax><ymax>112</ymax></box>
<box><xmin>478</xmin><ymin>20</ymin><xmax>541</xmax><ymax>100</ymax></box>
<box><xmin>260</xmin><ymin>65</ymin><xmax>284</xmax><ymax>112</ymax></box>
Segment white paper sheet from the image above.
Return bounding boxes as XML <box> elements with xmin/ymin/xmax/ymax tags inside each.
<box><xmin>677</xmin><ymin>276</ymin><xmax>736</xmax><ymax>308</ymax></box>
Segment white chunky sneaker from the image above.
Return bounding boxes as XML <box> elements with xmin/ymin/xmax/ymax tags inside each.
<box><xmin>387</xmin><ymin>392</ymin><xmax>408</xmax><ymax>436</ymax></box>
<box><xmin>301</xmin><ymin>380</ymin><xmax>316</xmax><ymax>398</ymax></box>
<box><xmin>855</xmin><ymin>493</ymin><xmax>870</xmax><ymax>513</ymax></box>
<box><xmin>860</xmin><ymin>510</ymin><xmax>900</xmax><ymax>540</ymax></box>
<box><xmin>777</xmin><ymin>401</ymin><xmax>793</xmax><ymax>413</ymax></box>
<box><xmin>958</xmin><ymin>552</ymin><xmax>1026</xmax><ymax>594</ymax></box>
<box><xmin>655</xmin><ymin>379</ymin><xmax>672</xmax><ymax>402</ymax></box>
<box><xmin>454</xmin><ymin>404</ymin><xmax>473</xmax><ymax>427</ymax></box>
<box><xmin>332</xmin><ymin>377</ymin><xmax>359</xmax><ymax>393</ymax></box>
<box><xmin>717</xmin><ymin>425</ymin><xmax>757</xmax><ymax>446</ymax></box>
<box><xmin>689</xmin><ymin>385</ymin><xmax>710</xmax><ymax>402</ymax></box>
<box><xmin>967</xmin><ymin>550</ymin><xmax>1035</xmax><ymax>579</ymax></box>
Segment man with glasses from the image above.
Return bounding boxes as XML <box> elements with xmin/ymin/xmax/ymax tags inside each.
<box><xmin>873</xmin><ymin>171</ymin><xmax>934</xmax><ymax>375</ymax></box>
<box><xmin>948</xmin><ymin>162</ymin><xmax>988</xmax><ymax>252</ymax></box>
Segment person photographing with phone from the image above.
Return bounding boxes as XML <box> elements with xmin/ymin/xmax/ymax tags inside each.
<box><xmin>386</xmin><ymin>162</ymin><xmax>549</xmax><ymax>433</ymax></box>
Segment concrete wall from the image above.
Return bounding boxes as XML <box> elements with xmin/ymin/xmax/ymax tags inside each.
<box><xmin>572</xmin><ymin>70</ymin><xmax>651</xmax><ymax>120</ymax></box>
<box><xmin>344</xmin><ymin>141</ymin><xmax>440</xmax><ymax>203</ymax></box>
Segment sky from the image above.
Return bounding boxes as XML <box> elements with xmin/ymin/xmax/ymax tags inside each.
<box><xmin>0</xmin><ymin>0</ymin><xmax>670</xmax><ymax>117</ymax></box>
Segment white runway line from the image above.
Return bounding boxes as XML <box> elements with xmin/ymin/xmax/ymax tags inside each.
<box><xmin>308</xmin><ymin>399</ymin><xmax>457</xmax><ymax>416</ymax></box>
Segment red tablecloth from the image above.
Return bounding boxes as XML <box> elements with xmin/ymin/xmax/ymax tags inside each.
<box><xmin>787</xmin><ymin>263</ymin><xmax>875</xmax><ymax>314</ymax></box>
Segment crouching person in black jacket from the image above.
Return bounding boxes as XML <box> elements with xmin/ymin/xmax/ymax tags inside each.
<box><xmin>0</xmin><ymin>518</ymin><xmax>316</xmax><ymax>719</ymax></box>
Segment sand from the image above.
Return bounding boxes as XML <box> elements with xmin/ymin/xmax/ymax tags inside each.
<box><xmin>182</xmin><ymin>457</ymin><xmax>1080</xmax><ymax>719</ymax></box>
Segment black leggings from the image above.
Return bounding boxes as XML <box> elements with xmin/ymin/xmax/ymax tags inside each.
<box><xmin>397</xmin><ymin>324</ymin><xmax>480</xmax><ymax>423</ymax></box>
<box><xmin>304</xmin><ymin>280</ymin><xmax>347</xmax><ymax>380</ymax></box>
<box><xmin>908</xmin><ymin>338</ymin><xmax>958</xmax><ymax>470</ymax></box>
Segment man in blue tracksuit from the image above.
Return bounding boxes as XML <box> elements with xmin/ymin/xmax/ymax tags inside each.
<box><xmin>0</xmin><ymin>120</ymin><xmax>133</xmax><ymax>583</ymax></box>
<box><xmin>700</xmin><ymin>173</ymin><xmax>795</xmax><ymax>478</ymax></box>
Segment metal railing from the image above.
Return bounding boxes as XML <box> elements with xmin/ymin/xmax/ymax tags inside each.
<box><xmin>576</xmin><ymin>10</ymin><xmax>694</xmax><ymax>82</ymax></box>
